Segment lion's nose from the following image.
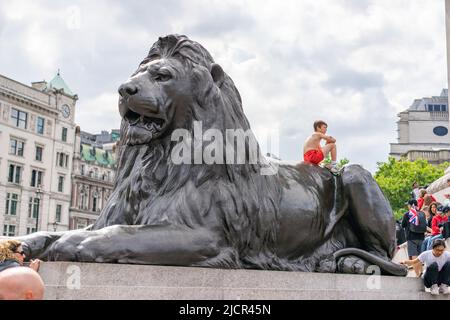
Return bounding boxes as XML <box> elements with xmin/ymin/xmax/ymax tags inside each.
<box><xmin>118</xmin><ymin>83</ymin><xmax>138</xmax><ymax>97</ymax></box>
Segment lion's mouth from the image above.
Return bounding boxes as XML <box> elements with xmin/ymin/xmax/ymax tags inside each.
<box><xmin>124</xmin><ymin>109</ymin><xmax>166</xmax><ymax>134</ymax></box>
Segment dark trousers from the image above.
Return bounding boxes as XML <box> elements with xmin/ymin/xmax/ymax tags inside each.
<box><xmin>424</xmin><ymin>262</ymin><xmax>450</xmax><ymax>288</ymax></box>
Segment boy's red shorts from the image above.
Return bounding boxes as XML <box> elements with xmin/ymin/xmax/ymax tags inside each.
<box><xmin>303</xmin><ymin>149</ymin><xmax>324</xmax><ymax>165</ymax></box>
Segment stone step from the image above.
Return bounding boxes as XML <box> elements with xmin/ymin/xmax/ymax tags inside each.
<box><xmin>38</xmin><ymin>262</ymin><xmax>450</xmax><ymax>300</ymax></box>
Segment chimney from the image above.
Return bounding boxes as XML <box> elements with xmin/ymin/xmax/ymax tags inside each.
<box><xmin>31</xmin><ymin>81</ymin><xmax>47</xmax><ymax>91</ymax></box>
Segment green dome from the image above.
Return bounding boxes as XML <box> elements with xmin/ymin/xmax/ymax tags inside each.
<box><xmin>46</xmin><ymin>71</ymin><xmax>75</xmax><ymax>96</ymax></box>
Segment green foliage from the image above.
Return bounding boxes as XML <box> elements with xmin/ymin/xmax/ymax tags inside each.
<box><xmin>322</xmin><ymin>156</ymin><xmax>350</xmax><ymax>169</ymax></box>
<box><xmin>337</xmin><ymin>158</ymin><xmax>350</xmax><ymax>169</ymax></box>
<box><xmin>374</xmin><ymin>157</ymin><xmax>448</xmax><ymax>219</ymax></box>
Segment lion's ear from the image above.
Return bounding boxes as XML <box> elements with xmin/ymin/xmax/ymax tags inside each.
<box><xmin>211</xmin><ymin>63</ymin><xmax>224</xmax><ymax>87</ymax></box>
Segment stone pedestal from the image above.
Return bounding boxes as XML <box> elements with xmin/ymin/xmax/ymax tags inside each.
<box><xmin>39</xmin><ymin>262</ymin><xmax>449</xmax><ymax>300</ymax></box>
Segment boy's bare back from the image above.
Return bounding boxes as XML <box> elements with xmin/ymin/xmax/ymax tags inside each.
<box><xmin>303</xmin><ymin>133</ymin><xmax>324</xmax><ymax>154</ymax></box>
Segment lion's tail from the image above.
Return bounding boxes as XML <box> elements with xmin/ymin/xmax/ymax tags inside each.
<box><xmin>333</xmin><ymin>248</ymin><xmax>408</xmax><ymax>277</ymax></box>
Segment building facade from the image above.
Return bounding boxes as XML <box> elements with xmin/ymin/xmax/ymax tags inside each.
<box><xmin>390</xmin><ymin>89</ymin><xmax>450</xmax><ymax>165</ymax></box>
<box><xmin>0</xmin><ymin>72</ymin><xmax>77</xmax><ymax>236</ymax></box>
<box><xmin>69</xmin><ymin>128</ymin><xmax>117</xmax><ymax>229</ymax></box>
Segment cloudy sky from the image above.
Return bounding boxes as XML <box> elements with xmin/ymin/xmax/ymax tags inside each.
<box><xmin>0</xmin><ymin>0</ymin><xmax>447</xmax><ymax>173</ymax></box>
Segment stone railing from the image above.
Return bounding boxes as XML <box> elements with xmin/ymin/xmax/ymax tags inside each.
<box><xmin>430</xmin><ymin>111</ymin><xmax>449</xmax><ymax>120</ymax></box>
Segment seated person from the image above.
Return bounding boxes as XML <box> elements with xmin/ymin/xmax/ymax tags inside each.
<box><xmin>401</xmin><ymin>239</ymin><xmax>450</xmax><ymax>296</ymax></box>
<box><xmin>303</xmin><ymin>120</ymin><xmax>338</xmax><ymax>173</ymax></box>
<box><xmin>0</xmin><ymin>240</ymin><xmax>41</xmax><ymax>272</ymax></box>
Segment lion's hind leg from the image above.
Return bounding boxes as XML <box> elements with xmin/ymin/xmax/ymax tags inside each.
<box><xmin>340</xmin><ymin>164</ymin><xmax>396</xmax><ymax>259</ymax></box>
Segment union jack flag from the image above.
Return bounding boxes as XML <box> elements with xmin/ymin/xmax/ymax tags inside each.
<box><xmin>408</xmin><ymin>206</ymin><xmax>419</xmax><ymax>226</ymax></box>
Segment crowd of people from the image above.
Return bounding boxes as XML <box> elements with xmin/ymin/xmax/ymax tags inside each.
<box><xmin>398</xmin><ymin>179</ymin><xmax>450</xmax><ymax>296</ymax></box>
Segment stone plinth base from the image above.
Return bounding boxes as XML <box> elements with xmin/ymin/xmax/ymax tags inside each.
<box><xmin>38</xmin><ymin>262</ymin><xmax>449</xmax><ymax>300</ymax></box>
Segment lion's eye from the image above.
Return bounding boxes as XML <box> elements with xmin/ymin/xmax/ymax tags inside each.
<box><xmin>154</xmin><ymin>73</ymin><xmax>172</xmax><ymax>82</ymax></box>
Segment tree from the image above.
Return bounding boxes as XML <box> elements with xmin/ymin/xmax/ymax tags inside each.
<box><xmin>374</xmin><ymin>157</ymin><xmax>448</xmax><ymax>219</ymax></box>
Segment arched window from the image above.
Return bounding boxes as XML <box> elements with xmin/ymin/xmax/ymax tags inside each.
<box><xmin>79</xmin><ymin>188</ymin><xmax>87</xmax><ymax>210</ymax></box>
<box><xmin>92</xmin><ymin>190</ymin><xmax>99</xmax><ymax>212</ymax></box>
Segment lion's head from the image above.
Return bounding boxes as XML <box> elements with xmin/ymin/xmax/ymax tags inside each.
<box><xmin>118</xmin><ymin>34</ymin><xmax>248</xmax><ymax>146</ymax></box>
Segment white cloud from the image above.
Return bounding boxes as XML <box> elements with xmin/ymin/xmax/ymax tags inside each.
<box><xmin>76</xmin><ymin>92</ymin><xmax>121</xmax><ymax>134</ymax></box>
<box><xmin>0</xmin><ymin>0</ymin><xmax>447</xmax><ymax>174</ymax></box>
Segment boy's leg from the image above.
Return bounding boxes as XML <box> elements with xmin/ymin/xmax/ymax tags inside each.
<box><xmin>423</xmin><ymin>262</ymin><xmax>439</xmax><ymax>288</ymax></box>
<box><xmin>321</xmin><ymin>142</ymin><xmax>337</xmax><ymax>162</ymax></box>
<box><xmin>438</xmin><ymin>261</ymin><xmax>450</xmax><ymax>286</ymax></box>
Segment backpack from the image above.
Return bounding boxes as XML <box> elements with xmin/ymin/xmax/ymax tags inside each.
<box><xmin>409</xmin><ymin>211</ymin><xmax>427</xmax><ymax>234</ymax></box>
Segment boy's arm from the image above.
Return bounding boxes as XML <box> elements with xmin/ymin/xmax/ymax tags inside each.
<box><xmin>316</xmin><ymin>133</ymin><xmax>336</xmax><ymax>143</ymax></box>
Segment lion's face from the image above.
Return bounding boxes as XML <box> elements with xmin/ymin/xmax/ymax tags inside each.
<box><xmin>118</xmin><ymin>57</ymin><xmax>194</xmax><ymax>145</ymax></box>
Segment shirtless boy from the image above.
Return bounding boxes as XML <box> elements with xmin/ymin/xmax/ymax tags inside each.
<box><xmin>303</xmin><ymin>120</ymin><xmax>338</xmax><ymax>172</ymax></box>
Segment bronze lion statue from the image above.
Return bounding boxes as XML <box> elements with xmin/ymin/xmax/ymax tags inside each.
<box><xmin>4</xmin><ymin>34</ymin><xmax>407</xmax><ymax>276</ymax></box>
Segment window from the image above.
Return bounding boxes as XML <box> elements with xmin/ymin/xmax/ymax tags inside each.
<box><xmin>76</xmin><ymin>220</ymin><xmax>87</xmax><ymax>229</ymax></box>
<box><xmin>5</xmin><ymin>193</ymin><xmax>19</xmax><ymax>215</ymax></box>
<box><xmin>58</xmin><ymin>176</ymin><xmax>64</xmax><ymax>192</ymax></box>
<box><xmin>58</xmin><ymin>153</ymin><xmax>64</xmax><ymax>167</ymax></box>
<box><xmin>81</xmin><ymin>165</ymin><xmax>85</xmax><ymax>175</ymax></box>
<box><xmin>442</xmin><ymin>105</ymin><xmax>448</xmax><ymax>112</ymax></box>
<box><xmin>37</xmin><ymin>117</ymin><xmax>45</xmax><ymax>134</ymax></box>
<box><xmin>92</xmin><ymin>197</ymin><xmax>97</xmax><ymax>212</ymax></box>
<box><xmin>30</xmin><ymin>169</ymin><xmax>43</xmax><ymax>187</ymax></box>
<box><xmin>57</xmin><ymin>152</ymin><xmax>69</xmax><ymax>168</ymax></box>
<box><xmin>56</xmin><ymin>205</ymin><xmax>62</xmax><ymax>223</ymax></box>
<box><xmin>434</xmin><ymin>105</ymin><xmax>441</xmax><ymax>111</ymax></box>
<box><xmin>8</xmin><ymin>164</ymin><xmax>22</xmax><ymax>184</ymax></box>
<box><xmin>11</xmin><ymin>108</ymin><xmax>27</xmax><ymax>129</ymax></box>
<box><xmin>9</xmin><ymin>139</ymin><xmax>24</xmax><ymax>156</ymax></box>
<box><xmin>62</xmin><ymin>127</ymin><xmax>68</xmax><ymax>142</ymax></box>
<box><xmin>26</xmin><ymin>227</ymin><xmax>37</xmax><ymax>234</ymax></box>
<box><xmin>80</xmin><ymin>191</ymin><xmax>87</xmax><ymax>210</ymax></box>
<box><xmin>35</xmin><ymin>146</ymin><xmax>43</xmax><ymax>161</ymax></box>
<box><xmin>428</xmin><ymin>105</ymin><xmax>433</xmax><ymax>111</ymax></box>
<box><xmin>3</xmin><ymin>225</ymin><xmax>16</xmax><ymax>237</ymax></box>
<box><xmin>28</xmin><ymin>197</ymin><xmax>40</xmax><ymax>218</ymax></box>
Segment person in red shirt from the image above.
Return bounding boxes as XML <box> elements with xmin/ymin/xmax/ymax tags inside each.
<box><xmin>417</xmin><ymin>190</ymin><xmax>437</xmax><ymax>210</ymax></box>
<box><xmin>424</xmin><ymin>207</ymin><xmax>449</xmax><ymax>251</ymax></box>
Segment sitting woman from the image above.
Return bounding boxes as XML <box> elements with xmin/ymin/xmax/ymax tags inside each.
<box><xmin>0</xmin><ymin>240</ymin><xmax>40</xmax><ymax>273</ymax></box>
<box><xmin>421</xmin><ymin>203</ymin><xmax>438</xmax><ymax>253</ymax></box>
<box><xmin>426</xmin><ymin>206</ymin><xmax>449</xmax><ymax>251</ymax></box>
<box><xmin>417</xmin><ymin>190</ymin><xmax>437</xmax><ymax>210</ymax></box>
